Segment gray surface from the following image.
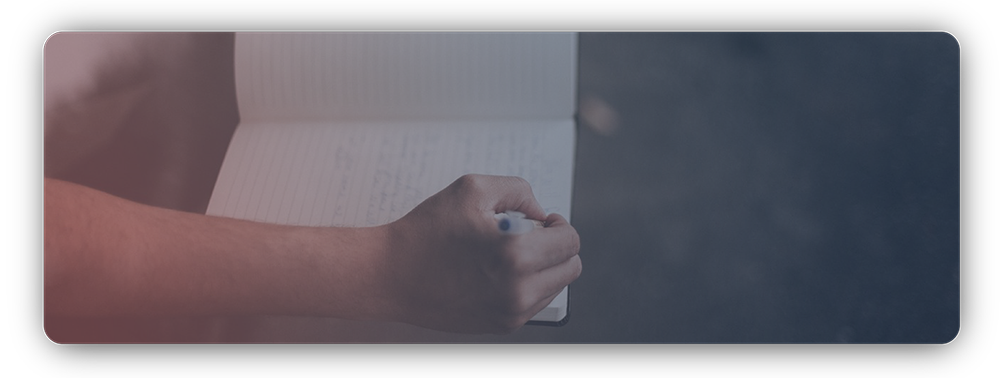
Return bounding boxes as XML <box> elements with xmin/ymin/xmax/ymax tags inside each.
<box><xmin>566</xmin><ymin>33</ymin><xmax>958</xmax><ymax>343</ymax></box>
<box><xmin>45</xmin><ymin>32</ymin><xmax>959</xmax><ymax>343</ymax></box>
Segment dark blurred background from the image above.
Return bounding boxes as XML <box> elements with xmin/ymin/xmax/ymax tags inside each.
<box><xmin>567</xmin><ymin>33</ymin><xmax>958</xmax><ymax>343</ymax></box>
<box><xmin>45</xmin><ymin>32</ymin><xmax>959</xmax><ymax>343</ymax></box>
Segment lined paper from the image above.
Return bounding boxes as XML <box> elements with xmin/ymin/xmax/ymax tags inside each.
<box><xmin>208</xmin><ymin>119</ymin><xmax>574</xmax><ymax>227</ymax></box>
<box><xmin>208</xmin><ymin>33</ymin><xmax>576</xmax><ymax>323</ymax></box>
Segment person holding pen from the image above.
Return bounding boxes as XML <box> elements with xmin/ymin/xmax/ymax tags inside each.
<box><xmin>43</xmin><ymin>33</ymin><xmax>581</xmax><ymax>336</ymax></box>
<box><xmin>46</xmin><ymin>175</ymin><xmax>580</xmax><ymax>335</ymax></box>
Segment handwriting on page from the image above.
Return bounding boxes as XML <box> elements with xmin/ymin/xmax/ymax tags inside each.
<box><xmin>209</xmin><ymin>120</ymin><xmax>574</xmax><ymax>227</ymax></box>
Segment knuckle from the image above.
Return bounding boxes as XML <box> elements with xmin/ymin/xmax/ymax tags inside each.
<box><xmin>566</xmin><ymin>228</ymin><xmax>581</xmax><ymax>254</ymax></box>
<box><xmin>457</xmin><ymin>173</ymin><xmax>479</xmax><ymax>182</ymax></box>
<box><xmin>507</xmin><ymin>176</ymin><xmax>534</xmax><ymax>196</ymax></box>
<box><xmin>571</xmin><ymin>255</ymin><xmax>583</xmax><ymax>279</ymax></box>
<box><xmin>453</xmin><ymin>174</ymin><xmax>490</xmax><ymax>196</ymax></box>
<box><xmin>515</xmin><ymin>289</ymin><xmax>537</xmax><ymax>315</ymax></box>
<box><xmin>499</xmin><ymin>284</ymin><xmax>534</xmax><ymax>315</ymax></box>
<box><xmin>511</xmin><ymin>176</ymin><xmax>531</xmax><ymax>190</ymax></box>
<box><xmin>507</xmin><ymin>256</ymin><xmax>529</xmax><ymax>276</ymax></box>
<box><xmin>452</xmin><ymin>175</ymin><xmax>468</xmax><ymax>189</ymax></box>
<box><xmin>496</xmin><ymin>244</ymin><xmax>529</xmax><ymax>274</ymax></box>
<box><xmin>563</xmin><ymin>229</ymin><xmax>580</xmax><ymax>256</ymax></box>
<box><xmin>487</xmin><ymin>284</ymin><xmax>537</xmax><ymax>334</ymax></box>
<box><xmin>454</xmin><ymin>173</ymin><xmax>479</xmax><ymax>187</ymax></box>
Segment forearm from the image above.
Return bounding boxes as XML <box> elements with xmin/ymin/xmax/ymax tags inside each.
<box><xmin>44</xmin><ymin>178</ymin><xmax>393</xmax><ymax>319</ymax></box>
<box><xmin>44</xmin><ymin>174</ymin><xmax>582</xmax><ymax>334</ymax></box>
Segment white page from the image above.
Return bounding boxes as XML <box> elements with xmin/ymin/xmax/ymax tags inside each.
<box><xmin>207</xmin><ymin>119</ymin><xmax>574</xmax><ymax>322</ymax></box>
<box><xmin>234</xmin><ymin>32</ymin><xmax>576</xmax><ymax>122</ymax></box>
<box><xmin>209</xmin><ymin>32</ymin><xmax>577</xmax><ymax>325</ymax></box>
<box><xmin>208</xmin><ymin>120</ymin><xmax>574</xmax><ymax>226</ymax></box>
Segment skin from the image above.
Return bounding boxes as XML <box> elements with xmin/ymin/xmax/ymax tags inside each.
<box><xmin>45</xmin><ymin>175</ymin><xmax>581</xmax><ymax>334</ymax></box>
<box><xmin>44</xmin><ymin>32</ymin><xmax>582</xmax><ymax>335</ymax></box>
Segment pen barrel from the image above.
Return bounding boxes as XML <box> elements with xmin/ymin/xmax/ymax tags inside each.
<box><xmin>497</xmin><ymin>216</ymin><xmax>542</xmax><ymax>235</ymax></box>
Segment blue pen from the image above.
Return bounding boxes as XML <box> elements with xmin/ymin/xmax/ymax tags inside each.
<box><xmin>495</xmin><ymin>211</ymin><xmax>544</xmax><ymax>235</ymax></box>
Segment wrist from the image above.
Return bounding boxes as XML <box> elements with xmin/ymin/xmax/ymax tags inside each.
<box><xmin>297</xmin><ymin>224</ymin><xmax>397</xmax><ymax>321</ymax></box>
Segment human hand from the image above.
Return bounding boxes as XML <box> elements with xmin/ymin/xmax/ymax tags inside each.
<box><xmin>379</xmin><ymin>174</ymin><xmax>582</xmax><ymax>334</ymax></box>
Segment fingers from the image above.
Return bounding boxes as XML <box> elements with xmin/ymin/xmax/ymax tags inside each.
<box><xmin>486</xmin><ymin>176</ymin><xmax>546</xmax><ymax>221</ymax></box>
<box><xmin>500</xmin><ymin>256</ymin><xmax>579</xmax><ymax>332</ymax></box>
<box><xmin>450</xmin><ymin>174</ymin><xmax>547</xmax><ymax>221</ymax></box>
<box><xmin>488</xmin><ymin>211</ymin><xmax>579</xmax><ymax>332</ymax></box>
<box><xmin>513</xmin><ymin>213</ymin><xmax>580</xmax><ymax>272</ymax></box>
<box><xmin>524</xmin><ymin>254</ymin><xmax>581</xmax><ymax>304</ymax></box>
<box><xmin>543</xmin><ymin>212</ymin><xmax>569</xmax><ymax>228</ymax></box>
<box><xmin>478</xmin><ymin>185</ymin><xmax>579</xmax><ymax>296</ymax></box>
<box><xmin>432</xmin><ymin>174</ymin><xmax>580</xmax><ymax>333</ymax></box>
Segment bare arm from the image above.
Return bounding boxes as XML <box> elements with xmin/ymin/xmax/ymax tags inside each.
<box><xmin>44</xmin><ymin>175</ymin><xmax>581</xmax><ymax>334</ymax></box>
<box><xmin>43</xmin><ymin>33</ymin><xmax>581</xmax><ymax>334</ymax></box>
<box><xmin>44</xmin><ymin>177</ymin><xmax>395</xmax><ymax>321</ymax></box>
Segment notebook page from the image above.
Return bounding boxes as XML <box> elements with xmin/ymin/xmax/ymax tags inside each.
<box><xmin>234</xmin><ymin>32</ymin><xmax>577</xmax><ymax>123</ymax></box>
<box><xmin>211</xmin><ymin>32</ymin><xmax>578</xmax><ymax>323</ymax></box>
<box><xmin>206</xmin><ymin>119</ymin><xmax>575</xmax><ymax>322</ymax></box>
<box><xmin>207</xmin><ymin>119</ymin><xmax>574</xmax><ymax>227</ymax></box>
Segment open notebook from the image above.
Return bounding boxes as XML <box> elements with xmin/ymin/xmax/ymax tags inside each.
<box><xmin>207</xmin><ymin>32</ymin><xmax>577</xmax><ymax>325</ymax></box>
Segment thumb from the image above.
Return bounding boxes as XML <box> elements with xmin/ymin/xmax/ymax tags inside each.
<box><xmin>462</xmin><ymin>175</ymin><xmax>547</xmax><ymax>221</ymax></box>
<box><xmin>490</xmin><ymin>177</ymin><xmax>546</xmax><ymax>221</ymax></box>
